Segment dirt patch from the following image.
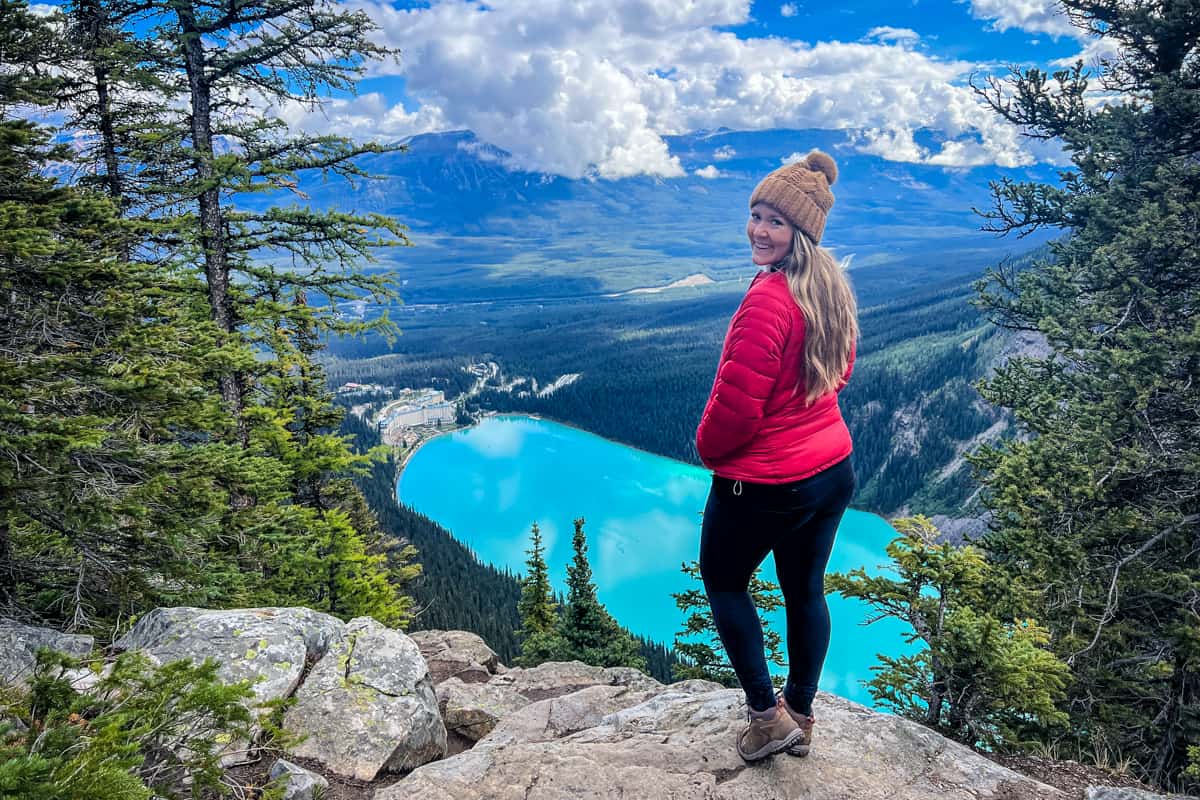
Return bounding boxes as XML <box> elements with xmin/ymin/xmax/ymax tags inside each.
<box><xmin>984</xmin><ymin>751</ymin><xmax>1157</xmax><ymax>798</ymax></box>
<box><xmin>224</xmin><ymin>753</ymin><xmax>407</xmax><ymax>800</ymax></box>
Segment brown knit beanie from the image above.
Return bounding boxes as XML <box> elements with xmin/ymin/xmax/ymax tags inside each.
<box><xmin>749</xmin><ymin>151</ymin><xmax>838</xmax><ymax>244</ymax></box>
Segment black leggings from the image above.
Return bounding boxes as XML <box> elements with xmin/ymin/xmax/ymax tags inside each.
<box><xmin>698</xmin><ymin>457</ymin><xmax>855</xmax><ymax>714</ymax></box>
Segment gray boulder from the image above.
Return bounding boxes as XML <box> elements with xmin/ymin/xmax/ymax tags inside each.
<box><xmin>0</xmin><ymin>618</ymin><xmax>94</xmax><ymax>686</ymax></box>
<box><xmin>284</xmin><ymin>616</ymin><xmax>446</xmax><ymax>780</ymax></box>
<box><xmin>437</xmin><ymin>677</ymin><xmax>530</xmax><ymax>754</ymax></box>
<box><xmin>1</xmin><ymin>712</ymin><xmax>27</xmax><ymax>736</ymax></box>
<box><xmin>115</xmin><ymin>607</ymin><xmax>344</xmax><ymax>708</ymax></box>
<box><xmin>269</xmin><ymin>759</ymin><xmax>329</xmax><ymax>800</ymax></box>
<box><xmin>60</xmin><ymin>661</ymin><xmax>118</xmax><ymax>694</ymax></box>
<box><xmin>409</xmin><ymin>629</ymin><xmax>503</xmax><ymax>685</ymax></box>
<box><xmin>600</xmin><ymin>666</ymin><xmax>665</xmax><ymax>692</ymax></box>
<box><xmin>668</xmin><ymin>678</ymin><xmax>727</xmax><ymax>693</ymax></box>
<box><xmin>488</xmin><ymin>660</ymin><xmax>664</xmax><ymax>702</ymax></box>
<box><xmin>114</xmin><ymin>606</ymin><xmax>345</xmax><ymax>764</ymax></box>
<box><xmin>376</xmin><ymin>689</ymin><xmax>1068</xmax><ymax>800</ymax></box>
<box><xmin>437</xmin><ymin>670</ymin><xmax>720</xmax><ymax>756</ymax></box>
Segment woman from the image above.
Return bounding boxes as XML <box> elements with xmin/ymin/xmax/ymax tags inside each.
<box><xmin>695</xmin><ymin>150</ymin><xmax>858</xmax><ymax>763</ymax></box>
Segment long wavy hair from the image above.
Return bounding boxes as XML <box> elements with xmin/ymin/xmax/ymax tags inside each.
<box><xmin>774</xmin><ymin>228</ymin><xmax>859</xmax><ymax>404</ymax></box>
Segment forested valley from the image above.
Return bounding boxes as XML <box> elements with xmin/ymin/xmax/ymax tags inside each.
<box><xmin>326</xmin><ymin>255</ymin><xmax>1036</xmax><ymax>523</ymax></box>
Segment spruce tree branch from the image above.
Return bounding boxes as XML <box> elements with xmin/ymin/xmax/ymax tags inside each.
<box><xmin>201</xmin><ymin>0</ymin><xmax>312</xmax><ymax>34</ymax></box>
<box><xmin>1069</xmin><ymin>514</ymin><xmax>1200</xmax><ymax>665</ymax></box>
<box><xmin>1095</xmin><ymin>296</ymin><xmax>1135</xmax><ymax>339</ymax></box>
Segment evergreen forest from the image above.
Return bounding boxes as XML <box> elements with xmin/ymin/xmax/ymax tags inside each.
<box><xmin>0</xmin><ymin>0</ymin><xmax>416</xmax><ymax>636</ymax></box>
<box><xmin>325</xmin><ymin>262</ymin><xmax>1026</xmax><ymax>521</ymax></box>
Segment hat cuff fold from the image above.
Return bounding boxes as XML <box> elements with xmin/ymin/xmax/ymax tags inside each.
<box><xmin>750</xmin><ymin>178</ymin><xmax>827</xmax><ymax>244</ymax></box>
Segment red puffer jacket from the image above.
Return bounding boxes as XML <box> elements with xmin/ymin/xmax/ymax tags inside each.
<box><xmin>696</xmin><ymin>269</ymin><xmax>855</xmax><ymax>483</ymax></box>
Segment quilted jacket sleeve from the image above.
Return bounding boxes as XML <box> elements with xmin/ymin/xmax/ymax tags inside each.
<box><xmin>696</xmin><ymin>284</ymin><xmax>791</xmax><ymax>465</ymax></box>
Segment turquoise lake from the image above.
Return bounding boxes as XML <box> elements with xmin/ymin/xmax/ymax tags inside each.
<box><xmin>397</xmin><ymin>414</ymin><xmax>913</xmax><ymax>709</ymax></box>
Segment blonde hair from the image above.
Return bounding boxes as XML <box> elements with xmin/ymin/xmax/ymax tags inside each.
<box><xmin>776</xmin><ymin>229</ymin><xmax>859</xmax><ymax>404</ymax></box>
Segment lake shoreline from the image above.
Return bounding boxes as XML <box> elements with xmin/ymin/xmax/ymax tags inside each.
<box><xmin>395</xmin><ymin>411</ymin><xmax>713</xmax><ymax>486</ymax></box>
<box><xmin>519</xmin><ymin>413</ymin><xmax>712</xmax><ymax>475</ymax></box>
<box><xmin>395</xmin><ymin>412</ymin><xmax>885</xmax><ymax>518</ymax></box>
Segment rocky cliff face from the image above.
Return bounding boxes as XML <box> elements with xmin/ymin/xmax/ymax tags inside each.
<box><xmin>1</xmin><ymin>609</ymin><xmax>1184</xmax><ymax>800</ymax></box>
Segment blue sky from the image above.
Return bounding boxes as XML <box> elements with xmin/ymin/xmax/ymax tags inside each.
<box><xmin>37</xmin><ymin>0</ymin><xmax>1111</xmax><ymax>178</ymax></box>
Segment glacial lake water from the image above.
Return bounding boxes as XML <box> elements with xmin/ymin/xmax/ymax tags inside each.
<box><xmin>397</xmin><ymin>414</ymin><xmax>914</xmax><ymax>709</ymax></box>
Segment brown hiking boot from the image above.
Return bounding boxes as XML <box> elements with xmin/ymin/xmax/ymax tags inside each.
<box><xmin>778</xmin><ymin>693</ymin><xmax>815</xmax><ymax>756</ymax></box>
<box><xmin>736</xmin><ymin>698</ymin><xmax>804</xmax><ymax>763</ymax></box>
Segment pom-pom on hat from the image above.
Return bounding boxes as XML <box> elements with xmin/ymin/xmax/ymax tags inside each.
<box><xmin>749</xmin><ymin>150</ymin><xmax>838</xmax><ymax>244</ymax></box>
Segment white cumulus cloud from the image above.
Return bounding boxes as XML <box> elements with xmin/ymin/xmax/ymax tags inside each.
<box><xmin>968</xmin><ymin>2</ymin><xmax>1127</xmax><ymax>115</ymax></box>
<box><xmin>277</xmin><ymin>0</ymin><xmax>1061</xmax><ymax>176</ymax></box>
<box><xmin>694</xmin><ymin>164</ymin><xmax>722</xmax><ymax>178</ymax></box>
<box><xmin>271</xmin><ymin>92</ymin><xmax>447</xmax><ymax>143</ymax></box>
<box><xmin>780</xmin><ymin>3</ymin><xmax>798</xmax><ymax>17</ymax></box>
<box><xmin>865</xmin><ymin>26</ymin><xmax>920</xmax><ymax>46</ymax></box>
<box><xmin>1051</xmin><ymin>34</ymin><xmax>1121</xmax><ymax>68</ymax></box>
<box><xmin>965</xmin><ymin>0</ymin><xmax>1079</xmax><ymax>38</ymax></box>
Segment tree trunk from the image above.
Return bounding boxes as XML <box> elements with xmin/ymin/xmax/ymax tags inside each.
<box><xmin>76</xmin><ymin>0</ymin><xmax>124</xmax><ymax>206</ymax></box>
<box><xmin>1150</xmin><ymin>658</ymin><xmax>1197</xmax><ymax>789</ymax></box>
<box><xmin>175</xmin><ymin>0</ymin><xmax>248</xmax><ymax>448</ymax></box>
<box><xmin>93</xmin><ymin>64</ymin><xmax>123</xmax><ymax>205</ymax></box>
<box><xmin>926</xmin><ymin>657</ymin><xmax>945</xmax><ymax>728</ymax></box>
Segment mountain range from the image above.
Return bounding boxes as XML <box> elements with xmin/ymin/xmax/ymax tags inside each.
<box><xmin>287</xmin><ymin>127</ymin><xmax>1059</xmax><ymax>304</ymax></box>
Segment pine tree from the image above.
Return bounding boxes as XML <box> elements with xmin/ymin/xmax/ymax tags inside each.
<box><xmin>671</xmin><ymin>560</ymin><xmax>784</xmax><ymax>686</ymax></box>
<box><xmin>57</xmin><ymin>0</ymin><xmax>174</xmax><ymax>216</ymax></box>
<box><xmin>0</xmin><ymin>0</ymin><xmax>240</xmax><ymax>625</ymax></box>
<box><xmin>968</xmin><ymin>3</ymin><xmax>1200</xmax><ymax>789</ymax></box>
<box><xmin>515</xmin><ymin>522</ymin><xmax>563</xmax><ymax>666</ymax></box>
<box><xmin>558</xmin><ymin>517</ymin><xmax>644</xmax><ymax>670</ymax></box>
<box><xmin>138</xmin><ymin>0</ymin><xmax>414</xmax><ymax>620</ymax></box>
<box><xmin>826</xmin><ymin>516</ymin><xmax>1069</xmax><ymax>748</ymax></box>
<box><xmin>56</xmin><ymin>0</ymin><xmax>406</xmax><ymax>464</ymax></box>
<box><xmin>126</xmin><ymin>0</ymin><xmax>408</xmax><ymax>445</ymax></box>
<box><xmin>250</xmin><ymin>290</ymin><xmax>418</xmax><ymax>624</ymax></box>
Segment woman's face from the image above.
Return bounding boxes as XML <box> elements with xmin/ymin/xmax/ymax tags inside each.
<box><xmin>747</xmin><ymin>202</ymin><xmax>794</xmax><ymax>266</ymax></box>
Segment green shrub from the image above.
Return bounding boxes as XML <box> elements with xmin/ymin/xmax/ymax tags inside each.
<box><xmin>827</xmin><ymin>515</ymin><xmax>1070</xmax><ymax>749</ymax></box>
<box><xmin>0</xmin><ymin>649</ymin><xmax>260</xmax><ymax>800</ymax></box>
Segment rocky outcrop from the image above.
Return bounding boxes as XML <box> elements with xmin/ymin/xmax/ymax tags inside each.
<box><xmin>0</xmin><ymin>618</ymin><xmax>94</xmax><ymax>686</ymax></box>
<box><xmin>115</xmin><ymin>606</ymin><xmax>347</xmax><ymax>765</ymax></box>
<box><xmin>435</xmin><ymin>661</ymin><xmax>724</xmax><ymax>757</ymax></box>
<box><xmin>480</xmin><ymin>680</ymin><xmax>721</xmax><ymax>750</ymax></box>
<box><xmin>410</xmin><ymin>629</ymin><xmax>503</xmax><ymax>685</ymax></box>
<box><xmin>269</xmin><ymin>759</ymin><xmax>329</xmax><ymax>800</ymax></box>
<box><xmin>488</xmin><ymin>659</ymin><xmax>663</xmax><ymax>701</ymax></box>
<box><xmin>7</xmin><ymin>614</ymin><xmax>1177</xmax><ymax>800</ymax></box>
<box><xmin>283</xmin><ymin>616</ymin><xmax>446</xmax><ymax>780</ymax></box>
<box><xmin>1085</xmin><ymin>790</ymin><xmax>1193</xmax><ymax>800</ymax></box>
<box><xmin>379</xmin><ymin>689</ymin><xmax>1068</xmax><ymax>800</ymax></box>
